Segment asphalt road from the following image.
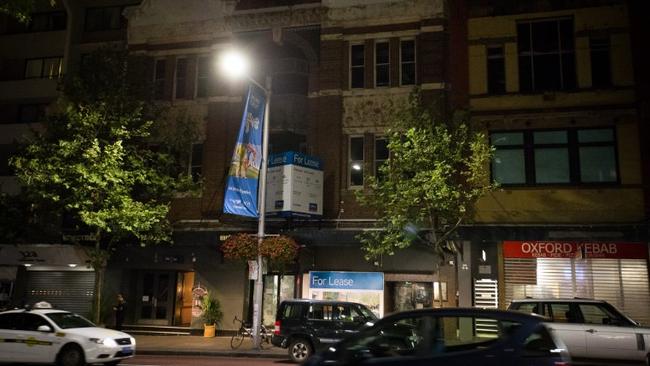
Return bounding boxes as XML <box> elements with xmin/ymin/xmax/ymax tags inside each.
<box><xmin>122</xmin><ymin>355</ymin><xmax>293</xmax><ymax>366</ymax></box>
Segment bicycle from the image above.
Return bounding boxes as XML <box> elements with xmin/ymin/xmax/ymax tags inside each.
<box><xmin>230</xmin><ymin>316</ymin><xmax>272</xmax><ymax>349</ymax></box>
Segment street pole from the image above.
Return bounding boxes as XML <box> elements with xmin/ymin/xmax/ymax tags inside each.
<box><xmin>252</xmin><ymin>75</ymin><xmax>271</xmax><ymax>349</ymax></box>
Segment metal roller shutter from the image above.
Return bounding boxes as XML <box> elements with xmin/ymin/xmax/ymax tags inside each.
<box><xmin>504</xmin><ymin>258</ymin><xmax>650</xmax><ymax>325</ymax></box>
<box><xmin>25</xmin><ymin>271</ymin><xmax>95</xmax><ymax>316</ymax></box>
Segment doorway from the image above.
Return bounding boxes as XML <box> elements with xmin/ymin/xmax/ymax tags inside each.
<box><xmin>136</xmin><ymin>271</ymin><xmax>175</xmax><ymax>325</ymax></box>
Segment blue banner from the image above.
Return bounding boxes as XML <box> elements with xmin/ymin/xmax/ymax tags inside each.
<box><xmin>309</xmin><ymin>271</ymin><xmax>384</xmax><ymax>291</ymax></box>
<box><xmin>223</xmin><ymin>85</ymin><xmax>266</xmax><ymax>217</ymax></box>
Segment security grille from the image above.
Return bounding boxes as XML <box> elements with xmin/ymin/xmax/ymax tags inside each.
<box><xmin>25</xmin><ymin>270</ymin><xmax>95</xmax><ymax>316</ymax></box>
<box><xmin>504</xmin><ymin>258</ymin><xmax>650</xmax><ymax>325</ymax></box>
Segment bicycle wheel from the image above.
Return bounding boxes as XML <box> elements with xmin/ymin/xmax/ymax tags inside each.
<box><xmin>230</xmin><ymin>330</ymin><xmax>245</xmax><ymax>349</ymax></box>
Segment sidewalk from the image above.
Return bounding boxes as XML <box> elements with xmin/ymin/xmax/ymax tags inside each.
<box><xmin>133</xmin><ymin>335</ymin><xmax>288</xmax><ymax>359</ymax></box>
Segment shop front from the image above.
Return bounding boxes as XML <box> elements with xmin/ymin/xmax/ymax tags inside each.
<box><xmin>302</xmin><ymin>271</ymin><xmax>385</xmax><ymax>317</ymax></box>
<box><xmin>503</xmin><ymin>240</ymin><xmax>650</xmax><ymax>324</ymax></box>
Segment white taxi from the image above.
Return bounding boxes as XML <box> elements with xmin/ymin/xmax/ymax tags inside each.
<box><xmin>0</xmin><ymin>302</ymin><xmax>135</xmax><ymax>366</ymax></box>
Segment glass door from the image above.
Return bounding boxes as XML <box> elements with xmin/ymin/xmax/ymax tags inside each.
<box><xmin>137</xmin><ymin>271</ymin><xmax>175</xmax><ymax>325</ymax></box>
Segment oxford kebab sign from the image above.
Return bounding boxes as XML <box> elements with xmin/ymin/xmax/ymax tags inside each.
<box><xmin>503</xmin><ymin>241</ymin><xmax>648</xmax><ymax>259</ymax></box>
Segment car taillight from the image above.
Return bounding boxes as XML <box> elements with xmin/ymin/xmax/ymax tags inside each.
<box><xmin>274</xmin><ymin>320</ymin><xmax>280</xmax><ymax>335</ymax></box>
<box><xmin>554</xmin><ymin>362</ymin><xmax>570</xmax><ymax>366</ymax></box>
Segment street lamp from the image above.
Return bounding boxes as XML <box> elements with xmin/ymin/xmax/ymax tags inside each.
<box><xmin>220</xmin><ymin>48</ymin><xmax>271</xmax><ymax>350</ymax></box>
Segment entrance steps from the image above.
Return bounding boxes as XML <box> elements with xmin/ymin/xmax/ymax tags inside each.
<box><xmin>121</xmin><ymin>324</ymin><xmax>193</xmax><ymax>336</ymax></box>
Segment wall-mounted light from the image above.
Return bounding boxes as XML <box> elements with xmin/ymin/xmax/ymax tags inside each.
<box><xmin>481</xmin><ymin>250</ymin><xmax>487</xmax><ymax>262</ymax></box>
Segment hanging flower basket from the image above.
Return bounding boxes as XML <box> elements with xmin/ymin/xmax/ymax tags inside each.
<box><xmin>220</xmin><ymin>233</ymin><xmax>300</xmax><ymax>266</ymax></box>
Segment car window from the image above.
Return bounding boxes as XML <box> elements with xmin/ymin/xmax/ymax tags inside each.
<box><xmin>523</xmin><ymin>325</ymin><xmax>559</xmax><ymax>357</ymax></box>
<box><xmin>435</xmin><ymin>316</ymin><xmax>519</xmax><ymax>354</ymax></box>
<box><xmin>45</xmin><ymin>312</ymin><xmax>94</xmax><ymax>329</ymax></box>
<box><xmin>0</xmin><ymin>313</ymin><xmax>21</xmax><ymax>330</ymax></box>
<box><xmin>578</xmin><ymin>304</ymin><xmax>620</xmax><ymax>325</ymax></box>
<box><xmin>357</xmin><ymin>304</ymin><xmax>378</xmax><ymax>321</ymax></box>
<box><xmin>334</xmin><ymin>304</ymin><xmax>359</xmax><ymax>322</ymax></box>
<box><xmin>340</xmin><ymin>315</ymin><xmax>432</xmax><ymax>360</ymax></box>
<box><xmin>308</xmin><ymin>304</ymin><xmax>333</xmax><ymax>321</ymax></box>
<box><xmin>282</xmin><ymin>303</ymin><xmax>303</xmax><ymax>320</ymax></box>
<box><xmin>514</xmin><ymin>302</ymin><xmax>540</xmax><ymax>315</ymax></box>
<box><xmin>548</xmin><ymin>303</ymin><xmax>578</xmax><ymax>323</ymax></box>
<box><xmin>21</xmin><ymin>314</ymin><xmax>51</xmax><ymax>331</ymax></box>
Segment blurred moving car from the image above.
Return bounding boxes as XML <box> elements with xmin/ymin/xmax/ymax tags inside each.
<box><xmin>0</xmin><ymin>301</ymin><xmax>135</xmax><ymax>366</ymax></box>
<box><xmin>271</xmin><ymin>299</ymin><xmax>378</xmax><ymax>363</ymax></box>
<box><xmin>509</xmin><ymin>298</ymin><xmax>650</xmax><ymax>365</ymax></box>
<box><xmin>303</xmin><ymin>307</ymin><xmax>570</xmax><ymax>366</ymax></box>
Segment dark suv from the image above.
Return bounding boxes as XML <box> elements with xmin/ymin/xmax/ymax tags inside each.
<box><xmin>272</xmin><ymin>299</ymin><xmax>378</xmax><ymax>362</ymax></box>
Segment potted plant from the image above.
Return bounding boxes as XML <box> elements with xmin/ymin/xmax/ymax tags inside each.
<box><xmin>201</xmin><ymin>296</ymin><xmax>223</xmax><ymax>337</ymax></box>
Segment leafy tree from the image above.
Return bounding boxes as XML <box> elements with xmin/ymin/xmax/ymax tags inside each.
<box><xmin>0</xmin><ymin>0</ymin><xmax>55</xmax><ymax>23</ymax></box>
<box><xmin>355</xmin><ymin>90</ymin><xmax>494</xmax><ymax>305</ymax></box>
<box><xmin>10</xmin><ymin>47</ymin><xmax>200</xmax><ymax>322</ymax></box>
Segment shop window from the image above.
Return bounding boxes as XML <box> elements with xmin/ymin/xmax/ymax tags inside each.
<box><xmin>375</xmin><ymin>41</ymin><xmax>390</xmax><ymax>87</ymax></box>
<box><xmin>24</xmin><ymin>57</ymin><xmax>63</xmax><ymax>79</ymax></box>
<box><xmin>84</xmin><ymin>6</ymin><xmax>123</xmax><ymax>32</ymax></box>
<box><xmin>590</xmin><ymin>37</ymin><xmax>611</xmax><ymax>88</ymax></box>
<box><xmin>175</xmin><ymin>58</ymin><xmax>187</xmax><ymax>99</ymax></box>
<box><xmin>487</xmin><ymin>45</ymin><xmax>505</xmax><ymax>94</ymax></box>
<box><xmin>349</xmin><ymin>136</ymin><xmax>364</xmax><ymax>187</ymax></box>
<box><xmin>196</xmin><ymin>55</ymin><xmax>211</xmax><ymax>98</ymax></box>
<box><xmin>400</xmin><ymin>39</ymin><xmax>416</xmax><ymax>86</ymax></box>
<box><xmin>350</xmin><ymin>44</ymin><xmax>365</xmax><ymax>89</ymax></box>
<box><xmin>490</xmin><ymin>128</ymin><xmax>618</xmax><ymax>185</ymax></box>
<box><xmin>374</xmin><ymin>137</ymin><xmax>388</xmax><ymax>180</ymax></box>
<box><xmin>153</xmin><ymin>59</ymin><xmax>166</xmax><ymax>100</ymax></box>
<box><xmin>517</xmin><ymin>18</ymin><xmax>576</xmax><ymax>92</ymax></box>
<box><xmin>433</xmin><ymin>281</ymin><xmax>447</xmax><ymax>302</ymax></box>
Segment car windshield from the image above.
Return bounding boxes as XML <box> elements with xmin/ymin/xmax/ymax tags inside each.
<box><xmin>45</xmin><ymin>312</ymin><xmax>95</xmax><ymax>329</ymax></box>
<box><xmin>358</xmin><ymin>305</ymin><xmax>378</xmax><ymax>320</ymax></box>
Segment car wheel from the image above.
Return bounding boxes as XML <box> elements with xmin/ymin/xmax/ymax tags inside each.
<box><xmin>57</xmin><ymin>344</ymin><xmax>85</xmax><ymax>366</ymax></box>
<box><xmin>289</xmin><ymin>338</ymin><xmax>312</xmax><ymax>363</ymax></box>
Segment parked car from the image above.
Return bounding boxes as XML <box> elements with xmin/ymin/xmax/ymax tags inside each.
<box><xmin>0</xmin><ymin>301</ymin><xmax>135</xmax><ymax>366</ymax></box>
<box><xmin>271</xmin><ymin>299</ymin><xmax>378</xmax><ymax>362</ymax></box>
<box><xmin>509</xmin><ymin>298</ymin><xmax>650</xmax><ymax>365</ymax></box>
<box><xmin>303</xmin><ymin>307</ymin><xmax>570</xmax><ymax>366</ymax></box>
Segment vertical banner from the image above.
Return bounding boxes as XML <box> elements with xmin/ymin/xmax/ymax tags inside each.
<box><xmin>224</xmin><ymin>85</ymin><xmax>266</xmax><ymax>217</ymax></box>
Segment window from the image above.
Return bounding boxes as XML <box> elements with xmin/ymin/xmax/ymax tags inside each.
<box><xmin>22</xmin><ymin>314</ymin><xmax>50</xmax><ymax>331</ymax></box>
<box><xmin>400</xmin><ymin>39</ymin><xmax>416</xmax><ymax>85</ymax></box>
<box><xmin>350</xmin><ymin>44</ymin><xmax>365</xmax><ymax>89</ymax></box>
<box><xmin>308</xmin><ymin>304</ymin><xmax>333</xmax><ymax>320</ymax></box>
<box><xmin>577</xmin><ymin>304</ymin><xmax>618</xmax><ymax>325</ymax></box>
<box><xmin>281</xmin><ymin>303</ymin><xmax>304</xmax><ymax>320</ymax></box>
<box><xmin>196</xmin><ymin>55</ymin><xmax>211</xmax><ymax>98</ymax></box>
<box><xmin>517</xmin><ymin>18</ymin><xmax>576</xmax><ymax>92</ymax></box>
<box><xmin>18</xmin><ymin>104</ymin><xmax>46</xmax><ymax>123</ymax></box>
<box><xmin>0</xmin><ymin>313</ymin><xmax>20</xmax><ymax>329</ymax></box>
<box><xmin>522</xmin><ymin>326</ymin><xmax>560</xmax><ymax>357</ymax></box>
<box><xmin>491</xmin><ymin>128</ymin><xmax>618</xmax><ymax>185</ymax></box>
<box><xmin>433</xmin><ymin>281</ymin><xmax>447</xmax><ymax>302</ymax></box>
<box><xmin>547</xmin><ymin>303</ymin><xmax>573</xmax><ymax>323</ymax></box>
<box><xmin>487</xmin><ymin>45</ymin><xmax>505</xmax><ymax>94</ymax></box>
<box><xmin>175</xmin><ymin>58</ymin><xmax>187</xmax><ymax>99</ymax></box>
<box><xmin>84</xmin><ymin>6</ymin><xmax>123</xmax><ymax>32</ymax></box>
<box><xmin>154</xmin><ymin>59</ymin><xmax>166</xmax><ymax>100</ymax></box>
<box><xmin>349</xmin><ymin>136</ymin><xmax>364</xmax><ymax>187</ymax></box>
<box><xmin>375</xmin><ymin>41</ymin><xmax>390</xmax><ymax>87</ymax></box>
<box><xmin>190</xmin><ymin>143</ymin><xmax>203</xmax><ymax>182</ymax></box>
<box><xmin>590</xmin><ymin>37</ymin><xmax>611</xmax><ymax>88</ymax></box>
<box><xmin>24</xmin><ymin>57</ymin><xmax>63</xmax><ymax>79</ymax></box>
<box><xmin>29</xmin><ymin>12</ymin><xmax>66</xmax><ymax>32</ymax></box>
<box><xmin>374</xmin><ymin>137</ymin><xmax>389</xmax><ymax>179</ymax></box>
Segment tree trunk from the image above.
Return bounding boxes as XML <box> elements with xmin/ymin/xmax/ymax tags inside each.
<box><xmin>93</xmin><ymin>261</ymin><xmax>105</xmax><ymax>324</ymax></box>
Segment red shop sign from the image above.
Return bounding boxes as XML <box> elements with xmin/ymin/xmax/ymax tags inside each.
<box><xmin>503</xmin><ymin>241</ymin><xmax>649</xmax><ymax>259</ymax></box>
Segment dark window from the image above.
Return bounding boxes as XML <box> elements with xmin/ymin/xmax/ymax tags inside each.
<box><xmin>523</xmin><ymin>326</ymin><xmax>559</xmax><ymax>357</ymax></box>
<box><xmin>190</xmin><ymin>143</ymin><xmax>203</xmax><ymax>182</ymax></box>
<box><xmin>491</xmin><ymin>128</ymin><xmax>618</xmax><ymax>185</ymax></box>
<box><xmin>400</xmin><ymin>40</ymin><xmax>416</xmax><ymax>85</ymax></box>
<box><xmin>0</xmin><ymin>313</ymin><xmax>21</xmax><ymax>329</ymax></box>
<box><xmin>590</xmin><ymin>37</ymin><xmax>611</xmax><ymax>88</ymax></box>
<box><xmin>517</xmin><ymin>18</ymin><xmax>575</xmax><ymax>92</ymax></box>
<box><xmin>24</xmin><ymin>57</ymin><xmax>63</xmax><ymax>79</ymax></box>
<box><xmin>349</xmin><ymin>136</ymin><xmax>364</xmax><ymax>187</ymax></box>
<box><xmin>375</xmin><ymin>42</ymin><xmax>389</xmax><ymax>87</ymax></box>
<box><xmin>18</xmin><ymin>104</ymin><xmax>46</xmax><ymax>124</ymax></box>
<box><xmin>487</xmin><ymin>45</ymin><xmax>506</xmax><ymax>94</ymax></box>
<box><xmin>175</xmin><ymin>58</ymin><xmax>187</xmax><ymax>99</ymax></box>
<box><xmin>308</xmin><ymin>304</ymin><xmax>333</xmax><ymax>320</ymax></box>
<box><xmin>22</xmin><ymin>314</ymin><xmax>50</xmax><ymax>331</ymax></box>
<box><xmin>84</xmin><ymin>6</ymin><xmax>123</xmax><ymax>32</ymax></box>
<box><xmin>154</xmin><ymin>59</ymin><xmax>166</xmax><ymax>100</ymax></box>
<box><xmin>281</xmin><ymin>303</ymin><xmax>303</xmax><ymax>320</ymax></box>
<box><xmin>350</xmin><ymin>44</ymin><xmax>365</xmax><ymax>88</ymax></box>
<box><xmin>375</xmin><ymin>137</ymin><xmax>389</xmax><ymax>179</ymax></box>
<box><xmin>45</xmin><ymin>312</ymin><xmax>95</xmax><ymax>329</ymax></box>
<box><xmin>1</xmin><ymin>12</ymin><xmax>66</xmax><ymax>34</ymax></box>
<box><xmin>196</xmin><ymin>55</ymin><xmax>211</xmax><ymax>98</ymax></box>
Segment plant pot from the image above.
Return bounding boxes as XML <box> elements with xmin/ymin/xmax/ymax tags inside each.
<box><xmin>203</xmin><ymin>324</ymin><xmax>216</xmax><ymax>337</ymax></box>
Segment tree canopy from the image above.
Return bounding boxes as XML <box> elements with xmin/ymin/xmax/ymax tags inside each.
<box><xmin>356</xmin><ymin>90</ymin><xmax>495</xmax><ymax>263</ymax></box>
<box><xmin>0</xmin><ymin>0</ymin><xmax>55</xmax><ymax>23</ymax></box>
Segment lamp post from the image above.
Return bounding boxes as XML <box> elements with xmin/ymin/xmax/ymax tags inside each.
<box><xmin>220</xmin><ymin>49</ymin><xmax>270</xmax><ymax>349</ymax></box>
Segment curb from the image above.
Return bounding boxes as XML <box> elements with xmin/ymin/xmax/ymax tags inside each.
<box><xmin>137</xmin><ymin>349</ymin><xmax>288</xmax><ymax>359</ymax></box>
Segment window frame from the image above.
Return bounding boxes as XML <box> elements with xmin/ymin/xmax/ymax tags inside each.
<box><xmin>348</xmin><ymin>135</ymin><xmax>365</xmax><ymax>188</ymax></box>
<box><xmin>374</xmin><ymin>136</ymin><xmax>389</xmax><ymax>179</ymax></box>
<box><xmin>174</xmin><ymin>57</ymin><xmax>188</xmax><ymax>99</ymax></box>
<box><xmin>153</xmin><ymin>58</ymin><xmax>166</xmax><ymax>100</ymax></box>
<box><xmin>490</xmin><ymin>127</ymin><xmax>619</xmax><ymax>187</ymax></box>
<box><xmin>486</xmin><ymin>44</ymin><xmax>506</xmax><ymax>94</ymax></box>
<box><xmin>589</xmin><ymin>36</ymin><xmax>612</xmax><ymax>88</ymax></box>
<box><xmin>195</xmin><ymin>55</ymin><xmax>211</xmax><ymax>98</ymax></box>
<box><xmin>84</xmin><ymin>5</ymin><xmax>124</xmax><ymax>32</ymax></box>
<box><xmin>190</xmin><ymin>143</ymin><xmax>203</xmax><ymax>182</ymax></box>
<box><xmin>350</xmin><ymin>43</ymin><xmax>365</xmax><ymax>89</ymax></box>
<box><xmin>399</xmin><ymin>38</ymin><xmax>416</xmax><ymax>86</ymax></box>
<box><xmin>24</xmin><ymin>56</ymin><xmax>63</xmax><ymax>79</ymax></box>
<box><xmin>374</xmin><ymin>40</ymin><xmax>390</xmax><ymax>88</ymax></box>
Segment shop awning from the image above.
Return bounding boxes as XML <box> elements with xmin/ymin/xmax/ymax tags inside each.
<box><xmin>0</xmin><ymin>244</ymin><xmax>90</xmax><ymax>267</ymax></box>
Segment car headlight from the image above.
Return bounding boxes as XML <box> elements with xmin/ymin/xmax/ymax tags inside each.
<box><xmin>89</xmin><ymin>338</ymin><xmax>118</xmax><ymax>347</ymax></box>
<box><xmin>130</xmin><ymin>337</ymin><xmax>136</xmax><ymax>346</ymax></box>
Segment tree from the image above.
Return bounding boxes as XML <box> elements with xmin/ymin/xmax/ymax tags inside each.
<box><xmin>10</xmin><ymin>47</ymin><xmax>199</xmax><ymax>322</ymax></box>
<box><xmin>355</xmin><ymin>90</ymin><xmax>494</xmax><ymax>306</ymax></box>
<box><xmin>1</xmin><ymin>0</ymin><xmax>55</xmax><ymax>23</ymax></box>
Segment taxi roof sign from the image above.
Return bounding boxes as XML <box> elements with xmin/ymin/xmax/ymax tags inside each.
<box><xmin>33</xmin><ymin>301</ymin><xmax>53</xmax><ymax>309</ymax></box>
